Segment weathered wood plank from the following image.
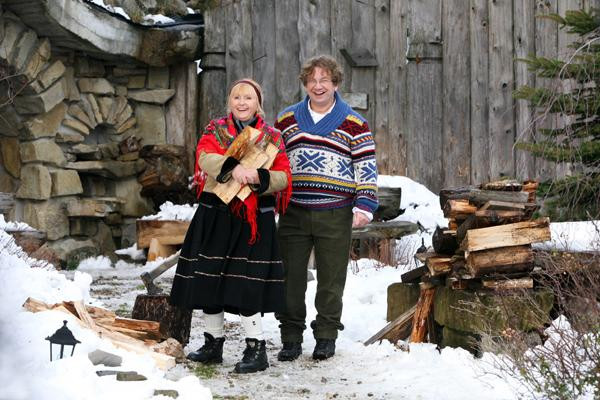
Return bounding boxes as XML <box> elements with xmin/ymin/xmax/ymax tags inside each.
<box><xmin>388</xmin><ymin>0</ymin><xmax>408</xmax><ymax>176</ymax></box>
<box><xmin>226</xmin><ymin>0</ymin><xmax>253</xmax><ymax>85</ymax></box>
<box><xmin>199</xmin><ymin>5</ymin><xmax>226</xmax><ymax>129</ymax></box>
<box><xmin>488</xmin><ymin>0</ymin><xmax>515</xmax><ymax>180</ymax></box>
<box><xmin>442</xmin><ymin>0</ymin><xmax>470</xmax><ymax>187</ymax></box>
<box><xmin>364</xmin><ymin>304</ymin><xmax>415</xmax><ymax>345</ymax></box>
<box><xmin>514</xmin><ymin>0</ymin><xmax>536</xmax><ymax>181</ymax></box>
<box><xmin>470</xmin><ymin>0</ymin><xmax>490</xmax><ymax>184</ymax></box>
<box><xmin>251</xmin><ymin>0</ymin><xmax>276</xmax><ymax>123</ymax></box>
<box><xmin>298</xmin><ymin>0</ymin><xmax>331</xmax><ymax>61</ymax></box>
<box><xmin>534</xmin><ymin>0</ymin><xmax>558</xmax><ymax>182</ymax></box>
<box><xmin>350</xmin><ymin>0</ymin><xmax>376</xmax><ymax>126</ymax></box>
<box><xmin>463</xmin><ymin>217</ymin><xmax>551</xmax><ymax>252</ymax></box>
<box><xmin>374</xmin><ymin>0</ymin><xmax>391</xmax><ymax>174</ymax></box>
<box><xmin>136</xmin><ymin>220</ymin><xmax>190</xmax><ymax>248</ymax></box>
<box><xmin>331</xmin><ymin>0</ymin><xmax>353</xmax><ymax>92</ymax></box>
<box><xmin>274</xmin><ymin>0</ymin><xmax>301</xmax><ymax>109</ymax></box>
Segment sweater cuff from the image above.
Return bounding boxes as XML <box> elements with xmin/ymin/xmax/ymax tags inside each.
<box><xmin>250</xmin><ymin>168</ymin><xmax>270</xmax><ymax>194</ymax></box>
<box><xmin>216</xmin><ymin>156</ymin><xmax>240</xmax><ymax>183</ymax></box>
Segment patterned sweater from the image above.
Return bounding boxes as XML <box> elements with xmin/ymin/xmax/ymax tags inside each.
<box><xmin>275</xmin><ymin>92</ymin><xmax>378</xmax><ymax>214</ymax></box>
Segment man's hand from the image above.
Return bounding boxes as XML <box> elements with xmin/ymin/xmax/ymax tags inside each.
<box><xmin>232</xmin><ymin>165</ymin><xmax>259</xmax><ymax>185</ymax></box>
<box><xmin>352</xmin><ymin>211</ymin><xmax>370</xmax><ymax>228</ymax></box>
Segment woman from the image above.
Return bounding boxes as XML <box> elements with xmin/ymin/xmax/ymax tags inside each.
<box><xmin>170</xmin><ymin>79</ymin><xmax>291</xmax><ymax>374</ymax></box>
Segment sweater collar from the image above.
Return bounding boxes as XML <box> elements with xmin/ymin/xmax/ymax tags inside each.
<box><xmin>295</xmin><ymin>91</ymin><xmax>350</xmax><ymax>136</ymax></box>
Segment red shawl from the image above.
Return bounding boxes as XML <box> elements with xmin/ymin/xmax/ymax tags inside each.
<box><xmin>192</xmin><ymin>114</ymin><xmax>292</xmax><ymax>243</ymax></box>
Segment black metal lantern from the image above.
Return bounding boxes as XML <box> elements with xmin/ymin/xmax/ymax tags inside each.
<box><xmin>45</xmin><ymin>320</ymin><xmax>80</xmax><ymax>361</ymax></box>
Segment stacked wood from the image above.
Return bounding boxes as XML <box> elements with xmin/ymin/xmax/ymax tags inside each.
<box><xmin>23</xmin><ymin>297</ymin><xmax>176</xmax><ymax>370</ymax></box>
<box><xmin>136</xmin><ymin>219</ymin><xmax>189</xmax><ymax>260</ymax></box>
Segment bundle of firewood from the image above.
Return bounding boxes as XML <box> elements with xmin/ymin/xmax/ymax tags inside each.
<box><xmin>409</xmin><ymin>179</ymin><xmax>550</xmax><ymax>290</ymax></box>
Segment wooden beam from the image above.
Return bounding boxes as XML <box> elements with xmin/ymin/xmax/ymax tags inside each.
<box><xmin>462</xmin><ymin>218</ymin><xmax>551</xmax><ymax>252</ymax></box>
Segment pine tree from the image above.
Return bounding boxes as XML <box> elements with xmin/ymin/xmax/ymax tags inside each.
<box><xmin>514</xmin><ymin>9</ymin><xmax>600</xmax><ymax>221</ymax></box>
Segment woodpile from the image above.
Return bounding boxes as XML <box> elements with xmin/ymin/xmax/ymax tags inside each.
<box><xmin>23</xmin><ymin>297</ymin><xmax>179</xmax><ymax>370</ymax></box>
<box><xmin>366</xmin><ymin>179</ymin><xmax>553</xmax><ymax>348</ymax></box>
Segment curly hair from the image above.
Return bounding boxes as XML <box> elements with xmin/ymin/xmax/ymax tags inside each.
<box><xmin>299</xmin><ymin>55</ymin><xmax>343</xmax><ymax>87</ymax></box>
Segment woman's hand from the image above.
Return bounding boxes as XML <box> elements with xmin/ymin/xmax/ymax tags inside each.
<box><xmin>232</xmin><ymin>165</ymin><xmax>259</xmax><ymax>185</ymax></box>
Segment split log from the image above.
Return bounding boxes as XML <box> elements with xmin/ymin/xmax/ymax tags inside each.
<box><xmin>481</xmin><ymin>277</ymin><xmax>533</xmax><ymax>290</ymax></box>
<box><xmin>465</xmin><ymin>245</ymin><xmax>534</xmax><ymax>277</ymax></box>
<box><xmin>425</xmin><ymin>256</ymin><xmax>453</xmax><ymax>277</ymax></box>
<box><xmin>462</xmin><ymin>218</ymin><xmax>551</xmax><ymax>252</ymax></box>
<box><xmin>432</xmin><ymin>226</ymin><xmax>458</xmax><ymax>255</ymax></box>
<box><xmin>473</xmin><ymin>210</ymin><xmax>528</xmax><ymax>225</ymax></box>
<box><xmin>481</xmin><ymin>179</ymin><xmax>523</xmax><ymax>191</ymax></box>
<box><xmin>235</xmin><ymin>142</ymin><xmax>280</xmax><ymax>201</ymax></box>
<box><xmin>364</xmin><ymin>305</ymin><xmax>416</xmax><ymax>345</ymax></box>
<box><xmin>522</xmin><ymin>180</ymin><xmax>538</xmax><ymax>203</ymax></box>
<box><xmin>147</xmin><ymin>238</ymin><xmax>177</xmax><ymax>261</ymax></box>
<box><xmin>131</xmin><ymin>294</ymin><xmax>192</xmax><ymax>345</ymax></box>
<box><xmin>410</xmin><ymin>287</ymin><xmax>436</xmax><ymax>343</ymax></box>
<box><xmin>400</xmin><ymin>266</ymin><xmax>428</xmax><ymax>284</ymax></box>
<box><xmin>479</xmin><ymin>200</ymin><xmax>525</xmax><ymax>211</ymax></box>
<box><xmin>440</xmin><ymin>187</ymin><xmax>529</xmax><ymax>209</ymax></box>
<box><xmin>136</xmin><ymin>220</ymin><xmax>190</xmax><ymax>248</ymax></box>
<box><xmin>443</xmin><ymin>199</ymin><xmax>477</xmax><ymax>219</ymax></box>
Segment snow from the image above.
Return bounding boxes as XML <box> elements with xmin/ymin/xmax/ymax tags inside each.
<box><xmin>535</xmin><ymin>220</ymin><xmax>600</xmax><ymax>252</ymax></box>
<box><xmin>2</xmin><ymin>175</ymin><xmax>598</xmax><ymax>399</ymax></box>
<box><xmin>140</xmin><ymin>201</ymin><xmax>197</xmax><ymax>221</ymax></box>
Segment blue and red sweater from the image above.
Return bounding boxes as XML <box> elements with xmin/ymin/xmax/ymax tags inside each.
<box><xmin>275</xmin><ymin>92</ymin><xmax>378</xmax><ymax>214</ymax></box>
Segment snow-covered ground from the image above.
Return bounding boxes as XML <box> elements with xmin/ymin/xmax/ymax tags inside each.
<box><xmin>1</xmin><ymin>176</ymin><xmax>598</xmax><ymax>399</ymax></box>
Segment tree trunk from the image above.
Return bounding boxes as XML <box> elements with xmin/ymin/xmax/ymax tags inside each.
<box><xmin>131</xmin><ymin>294</ymin><xmax>192</xmax><ymax>345</ymax></box>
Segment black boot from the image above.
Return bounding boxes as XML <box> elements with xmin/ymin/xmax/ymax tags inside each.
<box><xmin>277</xmin><ymin>342</ymin><xmax>302</xmax><ymax>361</ymax></box>
<box><xmin>234</xmin><ymin>338</ymin><xmax>269</xmax><ymax>373</ymax></box>
<box><xmin>312</xmin><ymin>338</ymin><xmax>335</xmax><ymax>360</ymax></box>
<box><xmin>187</xmin><ymin>332</ymin><xmax>224</xmax><ymax>364</ymax></box>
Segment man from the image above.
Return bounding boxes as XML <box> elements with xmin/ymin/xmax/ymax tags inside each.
<box><xmin>275</xmin><ymin>55</ymin><xmax>378</xmax><ymax>361</ymax></box>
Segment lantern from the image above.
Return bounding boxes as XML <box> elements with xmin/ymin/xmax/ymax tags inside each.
<box><xmin>45</xmin><ymin>320</ymin><xmax>80</xmax><ymax>361</ymax></box>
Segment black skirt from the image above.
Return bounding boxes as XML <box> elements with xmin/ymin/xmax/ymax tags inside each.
<box><xmin>169</xmin><ymin>192</ymin><xmax>285</xmax><ymax>314</ymax></box>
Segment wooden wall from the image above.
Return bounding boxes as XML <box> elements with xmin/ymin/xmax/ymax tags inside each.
<box><xmin>199</xmin><ymin>0</ymin><xmax>599</xmax><ymax>193</ymax></box>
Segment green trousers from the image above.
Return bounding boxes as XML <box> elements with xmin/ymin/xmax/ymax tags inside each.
<box><xmin>276</xmin><ymin>204</ymin><xmax>353</xmax><ymax>342</ymax></box>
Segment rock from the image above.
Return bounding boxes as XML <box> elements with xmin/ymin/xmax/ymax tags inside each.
<box><xmin>386</xmin><ymin>282</ymin><xmax>421</xmax><ymax>322</ymax></box>
<box><xmin>0</xmin><ymin>105</ymin><xmax>23</xmax><ymax>136</ymax></box>
<box><xmin>70</xmin><ymin>218</ymin><xmax>99</xmax><ymax>237</ymax></box>
<box><xmin>74</xmin><ymin>57</ymin><xmax>105</xmax><ymax>77</ymax></box>
<box><xmin>23</xmin><ymin>198</ymin><xmax>71</xmax><ymax>240</ymax></box>
<box><xmin>50</xmin><ymin>169</ymin><xmax>83</xmax><ymax>196</ymax></box>
<box><xmin>441</xmin><ymin>326</ymin><xmax>481</xmax><ymax>356</ymax></box>
<box><xmin>121</xmin><ymin>218</ymin><xmax>137</xmax><ymax>248</ymax></box>
<box><xmin>65</xmin><ymin>159</ymin><xmax>145</xmax><ymax>179</ymax></box>
<box><xmin>46</xmin><ymin>238</ymin><xmax>98</xmax><ymax>268</ymax></box>
<box><xmin>20</xmin><ymin>139</ymin><xmax>66</xmax><ymax>166</ymax></box>
<box><xmin>0</xmin><ymin>173</ymin><xmax>17</xmax><ymax>194</ymax></box>
<box><xmin>97</xmin><ymin>96</ymin><xmax>113</xmax><ymax>121</ymax></box>
<box><xmin>87</xmin><ymin>94</ymin><xmax>103</xmax><ymax>124</ymax></box>
<box><xmin>134</xmin><ymin>103</ymin><xmax>166</xmax><ymax>145</ymax></box>
<box><xmin>16</xmin><ymin>164</ymin><xmax>51</xmax><ymax>200</ymax></box>
<box><xmin>68</xmin><ymin>104</ymin><xmax>94</xmax><ymax>128</ymax></box>
<box><xmin>66</xmin><ymin>197</ymin><xmax>123</xmax><ymax>217</ymax></box>
<box><xmin>152</xmin><ymin>338</ymin><xmax>185</xmax><ymax>359</ymax></box>
<box><xmin>30</xmin><ymin>243</ymin><xmax>61</xmax><ymax>267</ymax></box>
<box><xmin>96</xmin><ymin>370</ymin><xmax>120</xmax><ymax>377</ymax></box>
<box><xmin>14</xmin><ymin>77</ymin><xmax>66</xmax><ymax>114</ymax></box>
<box><xmin>77</xmin><ymin>78</ymin><xmax>115</xmax><ymax>95</ymax></box>
<box><xmin>434</xmin><ymin>286</ymin><xmax>554</xmax><ymax>334</ymax></box>
<box><xmin>115</xmin><ymin>85</ymin><xmax>127</xmax><ymax>97</ymax></box>
<box><xmin>112</xmin><ymin>67</ymin><xmax>147</xmax><ymax>77</ymax></box>
<box><xmin>128</xmin><ymin>89</ymin><xmax>175</xmax><ymax>104</ymax></box>
<box><xmin>116</xmin><ymin>371</ymin><xmax>147</xmax><ymax>381</ymax></box>
<box><xmin>107</xmin><ymin>96</ymin><xmax>128</xmax><ymax>125</ymax></box>
<box><xmin>147</xmin><ymin>67</ymin><xmax>169</xmax><ymax>89</ymax></box>
<box><xmin>88</xmin><ymin>349</ymin><xmax>122</xmax><ymax>367</ymax></box>
<box><xmin>13</xmin><ymin>29</ymin><xmax>38</xmax><ymax>70</ymax></box>
<box><xmin>127</xmin><ymin>75</ymin><xmax>146</xmax><ymax>89</ymax></box>
<box><xmin>153</xmin><ymin>390</ymin><xmax>178</xmax><ymax>399</ymax></box>
<box><xmin>0</xmin><ymin>16</ymin><xmax>26</xmax><ymax>64</ymax></box>
<box><xmin>116</xmin><ymin>117</ymin><xmax>136</xmax><ymax>134</ymax></box>
<box><xmin>69</xmin><ymin>144</ymin><xmax>101</xmax><ymax>160</ymax></box>
<box><xmin>114</xmin><ymin>104</ymin><xmax>133</xmax><ymax>128</ymax></box>
<box><xmin>30</xmin><ymin>59</ymin><xmax>66</xmax><ymax>93</ymax></box>
<box><xmin>21</xmin><ymin>38</ymin><xmax>51</xmax><ymax>82</ymax></box>
<box><xmin>55</xmin><ymin>126</ymin><xmax>85</xmax><ymax>144</ymax></box>
<box><xmin>63</xmin><ymin>117</ymin><xmax>90</xmax><ymax>135</ymax></box>
<box><xmin>115</xmin><ymin>177</ymin><xmax>154</xmax><ymax>217</ymax></box>
<box><xmin>92</xmin><ymin>221</ymin><xmax>117</xmax><ymax>262</ymax></box>
<box><xmin>98</xmin><ymin>143</ymin><xmax>120</xmax><ymax>159</ymax></box>
<box><xmin>63</xmin><ymin>67</ymin><xmax>80</xmax><ymax>101</ymax></box>
<box><xmin>79</xmin><ymin>95</ymin><xmax>98</xmax><ymax>127</ymax></box>
<box><xmin>23</xmin><ymin>102</ymin><xmax>68</xmax><ymax>139</ymax></box>
<box><xmin>0</xmin><ymin>137</ymin><xmax>20</xmax><ymax>178</ymax></box>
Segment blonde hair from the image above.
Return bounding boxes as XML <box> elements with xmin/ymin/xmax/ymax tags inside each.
<box><xmin>227</xmin><ymin>78</ymin><xmax>264</xmax><ymax>117</ymax></box>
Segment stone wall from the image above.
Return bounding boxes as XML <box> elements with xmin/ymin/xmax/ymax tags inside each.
<box><xmin>0</xmin><ymin>7</ymin><xmax>194</xmax><ymax>265</ymax></box>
